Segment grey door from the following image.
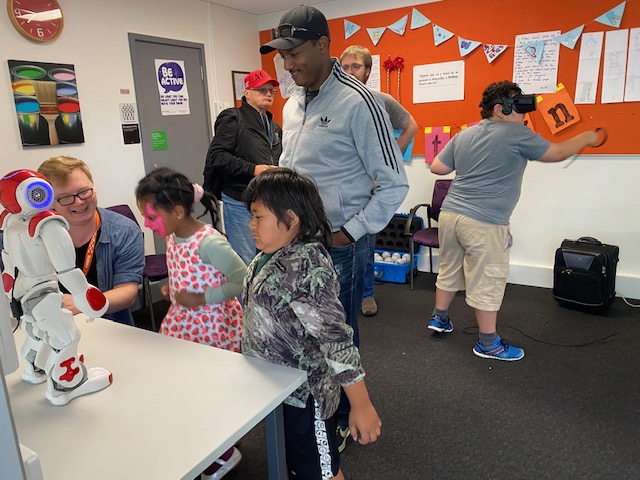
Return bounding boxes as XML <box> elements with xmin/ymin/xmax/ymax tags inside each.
<box><xmin>128</xmin><ymin>33</ymin><xmax>213</xmax><ymax>252</ymax></box>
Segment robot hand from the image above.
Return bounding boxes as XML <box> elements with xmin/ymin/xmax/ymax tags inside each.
<box><xmin>58</xmin><ymin>269</ymin><xmax>109</xmax><ymax>320</ymax></box>
<box><xmin>71</xmin><ymin>286</ymin><xmax>108</xmax><ymax>320</ymax></box>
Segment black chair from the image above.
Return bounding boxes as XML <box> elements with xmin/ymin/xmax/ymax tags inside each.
<box><xmin>106</xmin><ymin>204</ymin><xmax>167</xmax><ymax>331</ymax></box>
<box><xmin>403</xmin><ymin>179</ymin><xmax>452</xmax><ymax>290</ymax></box>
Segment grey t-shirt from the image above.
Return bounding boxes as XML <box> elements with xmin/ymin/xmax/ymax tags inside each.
<box><xmin>373</xmin><ymin>91</ymin><xmax>410</xmax><ymax>130</ymax></box>
<box><xmin>438</xmin><ymin>119</ymin><xmax>550</xmax><ymax>225</ymax></box>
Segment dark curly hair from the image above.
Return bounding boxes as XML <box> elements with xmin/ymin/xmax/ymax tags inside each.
<box><xmin>243</xmin><ymin>168</ymin><xmax>332</xmax><ymax>249</ymax></box>
<box><xmin>479</xmin><ymin>80</ymin><xmax>523</xmax><ymax>119</ymax></box>
<box><xmin>135</xmin><ymin>167</ymin><xmax>219</xmax><ymax>228</ymax></box>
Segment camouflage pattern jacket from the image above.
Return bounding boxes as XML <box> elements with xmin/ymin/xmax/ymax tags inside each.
<box><xmin>241</xmin><ymin>241</ymin><xmax>365</xmax><ymax>419</ymax></box>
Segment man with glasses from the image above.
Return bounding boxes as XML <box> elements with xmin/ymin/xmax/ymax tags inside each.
<box><xmin>204</xmin><ymin>69</ymin><xmax>282</xmax><ymax>265</ymax></box>
<box><xmin>340</xmin><ymin>45</ymin><xmax>418</xmax><ymax>317</ymax></box>
<box><xmin>261</xmin><ymin>5</ymin><xmax>408</xmax><ymax>457</ymax></box>
<box><xmin>37</xmin><ymin>156</ymin><xmax>144</xmax><ymax>326</ymax></box>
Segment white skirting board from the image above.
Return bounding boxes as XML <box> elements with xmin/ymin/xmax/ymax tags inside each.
<box><xmin>416</xmin><ymin>252</ymin><xmax>639</xmax><ymax>300</ymax></box>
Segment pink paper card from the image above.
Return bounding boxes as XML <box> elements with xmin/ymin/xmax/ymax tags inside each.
<box><xmin>424</xmin><ymin>126</ymin><xmax>451</xmax><ymax>164</ymax></box>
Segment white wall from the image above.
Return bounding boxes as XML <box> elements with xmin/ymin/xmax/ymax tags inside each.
<box><xmin>1</xmin><ymin>0</ymin><xmax>261</xmax><ymax>254</ymax></box>
<box><xmin>397</xmin><ymin>155</ymin><xmax>640</xmax><ymax>298</ymax></box>
<box><xmin>208</xmin><ymin>4</ymin><xmax>262</xmax><ymax>104</ymax></box>
<box><xmin>258</xmin><ymin>0</ymin><xmax>640</xmax><ymax>299</ymax></box>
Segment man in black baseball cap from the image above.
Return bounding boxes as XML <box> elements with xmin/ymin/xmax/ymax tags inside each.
<box><xmin>260</xmin><ymin>6</ymin><xmax>405</xmax><ymax>470</ymax></box>
<box><xmin>259</xmin><ymin>5</ymin><xmax>330</xmax><ymax>54</ymax></box>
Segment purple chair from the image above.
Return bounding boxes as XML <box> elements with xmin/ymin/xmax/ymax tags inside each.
<box><xmin>106</xmin><ymin>204</ymin><xmax>167</xmax><ymax>331</ymax></box>
<box><xmin>403</xmin><ymin>179</ymin><xmax>452</xmax><ymax>290</ymax></box>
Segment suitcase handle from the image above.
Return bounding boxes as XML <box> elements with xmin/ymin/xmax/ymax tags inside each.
<box><xmin>577</xmin><ymin>236</ymin><xmax>601</xmax><ymax>245</ymax></box>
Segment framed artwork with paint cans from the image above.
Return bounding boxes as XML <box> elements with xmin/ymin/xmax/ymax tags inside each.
<box><xmin>8</xmin><ymin>59</ymin><xmax>85</xmax><ymax>146</ymax></box>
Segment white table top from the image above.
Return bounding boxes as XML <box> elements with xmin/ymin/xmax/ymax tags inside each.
<box><xmin>5</xmin><ymin>317</ymin><xmax>306</xmax><ymax>480</ymax></box>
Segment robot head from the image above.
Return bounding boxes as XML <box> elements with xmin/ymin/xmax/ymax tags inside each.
<box><xmin>0</xmin><ymin>170</ymin><xmax>54</xmax><ymax>215</ymax></box>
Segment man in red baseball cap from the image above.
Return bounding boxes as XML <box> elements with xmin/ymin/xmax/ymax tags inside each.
<box><xmin>203</xmin><ymin>68</ymin><xmax>282</xmax><ymax>265</ymax></box>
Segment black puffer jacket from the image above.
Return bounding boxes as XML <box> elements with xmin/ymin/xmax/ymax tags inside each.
<box><xmin>204</xmin><ymin>99</ymin><xmax>282</xmax><ymax>201</ymax></box>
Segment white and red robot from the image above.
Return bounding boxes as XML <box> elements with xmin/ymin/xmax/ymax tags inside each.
<box><xmin>0</xmin><ymin>169</ymin><xmax>112</xmax><ymax>406</ymax></box>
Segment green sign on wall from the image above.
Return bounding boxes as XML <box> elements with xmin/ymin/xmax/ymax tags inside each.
<box><xmin>151</xmin><ymin>130</ymin><xmax>168</xmax><ymax>151</ymax></box>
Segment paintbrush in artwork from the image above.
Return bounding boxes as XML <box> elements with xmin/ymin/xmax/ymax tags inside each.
<box><xmin>33</xmin><ymin>81</ymin><xmax>59</xmax><ymax>145</ymax></box>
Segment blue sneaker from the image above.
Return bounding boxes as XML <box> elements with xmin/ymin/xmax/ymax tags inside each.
<box><xmin>427</xmin><ymin>314</ymin><xmax>453</xmax><ymax>333</ymax></box>
<box><xmin>473</xmin><ymin>336</ymin><xmax>524</xmax><ymax>361</ymax></box>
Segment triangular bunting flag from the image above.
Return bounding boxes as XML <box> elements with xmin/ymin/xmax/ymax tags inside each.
<box><xmin>458</xmin><ymin>37</ymin><xmax>482</xmax><ymax>57</ymax></box>
<box><xmin>483</xmin><ymin>44</ymin><xmax>508</xmax><ymax>63</ymax></box>
<box><xmin>521</xmin><ymin>40</ymin><xmax>545</xmax><ymax>63</ymax></box>
<box><xmin>433</xmin><ymin>25</ymin><xmax>454</xmax><ymax>46</ymax></box>
<box><xmin>367</xmin><ymin>27</ymin><xmax>386</xmax><ymax>46</ymax></box>
<box><xmin>388</xmin><ymin>15</ymin><xmax>408</xmax><ymax>36</ymax></box>
<box><xmin>595</xmin><ymin>1</ymin><xmax>626</xmax><ymax>28</ymax></box>
<box><xmin>410</xmin><ymin>8</ymin><xmax>431</xmax><ymax>29</ymax></box>
<box><xmin>344</xmin><ymin>20</ymin><xmax>361</xmax><ymax>40</ymax></box>
<box><xmin>555</xmin><ymin>25</ymin><xmax>584</xmax><ymax>49</ymax></box>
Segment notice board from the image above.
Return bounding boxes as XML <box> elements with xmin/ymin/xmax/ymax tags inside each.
<box><xmin>259</xmin><ymin>0</ymin><xmax>640</xmax><ymax>155</ymax></box>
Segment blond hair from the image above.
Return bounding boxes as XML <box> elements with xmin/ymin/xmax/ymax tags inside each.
<box><xmin>38</xmin><ymin>156</ymin><xmax>93</xmax><ymax>186</ymax></box>
<box><xmin>340</xmin><ymin>45</ymin><xmax>372</xmax><ymax>69</ymax></box>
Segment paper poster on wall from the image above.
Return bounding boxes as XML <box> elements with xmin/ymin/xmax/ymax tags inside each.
<box><xmin>574</xmin><ymin>32</ymin><xmax>604</xmax><ymax>104</ymax></box>
<box><xmin>424</xmin><ymin>126</ymin><xmax>450</xmax><ymax>164</ymax></box>
<box><xmin>624</xmin><ymin>28</ymin><xmax>640</xmax><ymax>102</ymax></box>
<box><xmin>413</xmin><ymin>61</ymin><xmax>464</xmax><ymax>104</ymax></box>
<box><xmin>155</xmin><ymin>59</ymin><xmax>190</xmax><ymax>116</ymax></box>
<box><xmin>536</xmin><ymin>84</ymin><xmax>581</xmax><ymax>134</ymax></box>
<box><xmin>513</xmin><ymin>31</ymin><xmax>560</xmax><ymax>94</ymax></box>
<box><xmin>366</xmin><ymin>54</ymin><xmax>381</xmax><ymax>92</ymax></box>
<box><xmin>8</xmin><ymin>59</ymin><xmax>85</xmax><ymax>147</ymax></box>
<box><xmin>119</xmin><ymin>102</ymin><xmax>140</xmax><ymax>144</ymax></box>
<box><xmin>602</xmin><ymin>29</ymin><xmax>628</xmax><ymax>104</ymax></box>
<box><xmin>273</xmin><ymin>53</ymin><xmax>295</xmax><ymax>99</ymax></box>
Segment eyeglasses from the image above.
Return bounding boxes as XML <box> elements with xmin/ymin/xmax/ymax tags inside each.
<box><xmin>341</xmin><ymin>63</ymin><xmax>365</xmax><ymax>73</ymax></box>
<box><xmin>251</xmin><ymin>87</ymin><xmax>278</xmax><ymax>96</ymax></box>
<box><xmin>271</xmin><ymin>23</ymin><xmax>322</xmax><ymax>40</ymax></box>
<box><xmin>57</xmin><ymin>187</ymin><xmax>94</xmax><ymax>206</ymax></box>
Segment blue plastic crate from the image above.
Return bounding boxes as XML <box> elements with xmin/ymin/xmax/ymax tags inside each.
<box><xmin>373</xmin><ymin>249</ymin><xmax>417</xmax><ymax>284</ymax></box>
<box><xmin>373</xmin><ymin>213</ymin><xmax>422</xmax><ymax>284</ymax></box>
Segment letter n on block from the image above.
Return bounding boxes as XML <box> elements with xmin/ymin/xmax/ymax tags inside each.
<box><xmin>537</xmin><ymin>85</ymin><xmax>581</xmax><ymax>134</ymax></box>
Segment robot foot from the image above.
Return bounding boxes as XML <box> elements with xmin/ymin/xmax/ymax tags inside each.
<box><xmin>46</xmin><ymin>367</ymin><xmax>113</xmax><ymax>406</ymax></box>
<box><xmin>22</xmin><ymin>363</ymin><xmax>47</xmax><ymax>385</ymax></box>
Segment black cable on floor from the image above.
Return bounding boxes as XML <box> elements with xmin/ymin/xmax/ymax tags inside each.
<box><xmin>462</xmin><ymin>318</ymin><xmax>639</xmax><ymax>347</ymax></box>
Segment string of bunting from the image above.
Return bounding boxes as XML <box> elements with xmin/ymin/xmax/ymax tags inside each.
<box><xmin>343</xmin><ymin>1</ymin><xmax>630</xmax><ymax>63</ymax></box>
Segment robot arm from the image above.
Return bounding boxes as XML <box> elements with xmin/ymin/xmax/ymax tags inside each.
<box><xmin>57</xmin><ymin>269</ymin><xmax>108</xmax><ymax>319</ymax></box>
<box><xmin>1</xmin><ymin>244</ymin><xmax>16</xmax><ymax>299</ymax></box>
<box><xmin>39</xmin><ymin>219</ymin><xmax>108</xmax><ymax>319</ymax></box>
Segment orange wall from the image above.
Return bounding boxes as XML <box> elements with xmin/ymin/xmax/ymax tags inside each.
<box><xmin>260</xmin><ymin>0</ymin><xmax>640</xmax><ymax>155</ymax></box>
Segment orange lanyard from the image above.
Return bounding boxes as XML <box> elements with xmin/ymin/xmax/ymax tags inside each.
<box><xmin>82</xmin><ymin>211</ymin><xmax>101</xmax><ymax>275</ymax></box>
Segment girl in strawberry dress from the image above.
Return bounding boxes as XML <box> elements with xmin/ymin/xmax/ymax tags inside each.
<box><xmin>135</xmin><ymin>167</ymin><xmax>246</xmax><ymax>479</ymax></box>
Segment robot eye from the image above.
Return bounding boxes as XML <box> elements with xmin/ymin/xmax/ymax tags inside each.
<box><xmin>26</xmin><ymin>181</ymin><xmax>54</xmax><ymax>210</ymax></box>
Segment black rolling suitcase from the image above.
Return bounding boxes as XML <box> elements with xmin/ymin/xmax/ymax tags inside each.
<box><xmin>552</xmin><ymin>237</ymin><xmax>619</xmax><ymax>312</ymax></box>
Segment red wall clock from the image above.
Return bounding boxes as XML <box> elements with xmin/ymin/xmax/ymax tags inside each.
<box><xmin>7</xmin><ymin>0</ymin><xmax>64</xmax><ymax>42</ymax></box>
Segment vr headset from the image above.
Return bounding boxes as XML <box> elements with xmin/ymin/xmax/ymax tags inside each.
<box><xmin>485</xmin><ymin>94</ymin><xmax>536</xmax><ymax>115</ymax></box>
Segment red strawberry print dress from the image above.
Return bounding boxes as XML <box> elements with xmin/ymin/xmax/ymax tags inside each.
<box><xmin>161</xmin><ymin>224</ymin><xmax>243</xmax><ymax>352</ymax></box>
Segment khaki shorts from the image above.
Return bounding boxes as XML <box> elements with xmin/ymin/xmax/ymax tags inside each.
<box><xmin>435</xmin><ymin>211</ymin><xmax>512</xmax><ymax>311</ymax></box>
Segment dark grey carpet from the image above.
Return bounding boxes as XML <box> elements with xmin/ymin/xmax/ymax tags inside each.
<box><xmin>134</xmin><ymin>274</ymin><xmax>640</xmax><ymax>479</ymax></box>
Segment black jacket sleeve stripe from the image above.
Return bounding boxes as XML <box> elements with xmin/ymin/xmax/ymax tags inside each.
<box><xmin>332</xmin><ymin>67</ymin><xmax>400</xmax><ymax>173</ymax></box>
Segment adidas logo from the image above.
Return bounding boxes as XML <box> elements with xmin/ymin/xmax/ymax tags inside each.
<box><xmin>319</xmin><ymin>116</ymin><xmax>331</xmax><ymax>128</ymax></box>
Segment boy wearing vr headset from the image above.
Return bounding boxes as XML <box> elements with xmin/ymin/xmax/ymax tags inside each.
<box><xmin>428</xmin><ymin>80</ymin><xmax>603</xmax><ymax>361</ymax></box>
